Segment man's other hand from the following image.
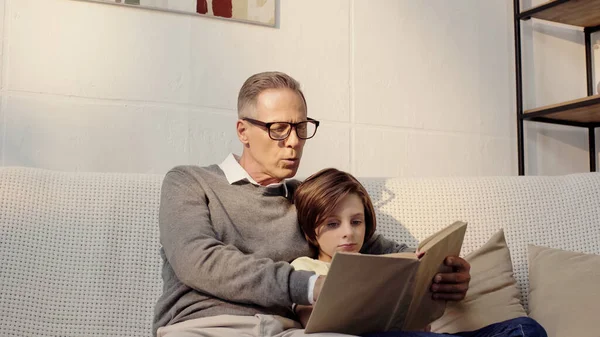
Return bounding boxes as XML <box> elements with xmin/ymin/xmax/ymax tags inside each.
<box><xmin>431</xmin><ymin>256</ymin><xmax>470</xmax><ymax>301</ymax></box>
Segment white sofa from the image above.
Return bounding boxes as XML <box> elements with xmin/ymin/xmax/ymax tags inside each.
<box><xmin>1</xmin><ymin>167</ymin><xmax>599</xmax><ymax>337</ymax></box>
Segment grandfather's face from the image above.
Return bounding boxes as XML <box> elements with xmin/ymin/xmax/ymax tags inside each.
<box><xmin>242</xmin><ymin>88</ymin><xmax>307</xmax><ymax>181</ymax></box>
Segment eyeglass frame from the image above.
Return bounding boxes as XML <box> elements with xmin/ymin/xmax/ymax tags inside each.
<box><xmin>241</xmin><ymin>117</ymin><xmax>320</xmax><ymax>141</ymax></box>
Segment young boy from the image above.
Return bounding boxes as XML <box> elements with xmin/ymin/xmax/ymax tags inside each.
<box><xmin>291</xmin><ymin>168</ymin><xmax>377</xmax><ymax>327</ymax></box>
<box><xmin>291</xmin><ymin>168</ymin><xmax>432</xmax><ymax>334</ymax></box>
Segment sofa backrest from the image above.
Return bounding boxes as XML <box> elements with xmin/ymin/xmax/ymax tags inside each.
<box><xmin>361</xmin><ymin>174</ymin><xmax>600</xmax><ymax>310</ymax></box>
<box><xmin>0</xmin><ymin>167</ymin><xmax>163</xmax><ymax>337</ymax></box>
<box><xmin>1</xmin><ymin>167</ymin><xmax>600</xmax><ymax>336</ymax></box>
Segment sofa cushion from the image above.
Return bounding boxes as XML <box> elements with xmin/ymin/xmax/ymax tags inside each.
<box><xmin>431</xmin><ymin>229</ymin><xmax>527</xmax><ymax>334</ymax></box>
<box><xmin>528</xmin><ymin>245</ymin><xmax>600</xmax><ymax>337</ymax></box>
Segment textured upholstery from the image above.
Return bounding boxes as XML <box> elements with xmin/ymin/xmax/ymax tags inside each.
<box><xmin>1</xmin><ymin>167</ymin><xmax>599</xmax><ymax>336</ymax></box>
<box><xmin>0</xmin><ymin>167</ymin><xmax>163</xmax><ymax>336</ymax></box>
<box><xmin>361</xmin><ymin>174</ymin><xmax>600</xmax><ymax>309</ymax></box>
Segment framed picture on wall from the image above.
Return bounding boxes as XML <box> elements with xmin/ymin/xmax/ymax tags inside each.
<box><xmin>75</xmin><ymin>0</ymin><xmax>277</xmax><ymax>27</ymax></box>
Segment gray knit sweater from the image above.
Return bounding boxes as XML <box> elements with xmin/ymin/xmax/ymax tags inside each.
<box><xmin>153</xmin><ymin>165</ymin><xmax>410</xmax><ymax>333</ymax></box>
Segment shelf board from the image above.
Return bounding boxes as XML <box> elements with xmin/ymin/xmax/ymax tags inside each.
<box><xmin>523</xmin><ymin>94</ymin><xmax>600</xmax><ymax>125</ymax></box>
<box><xmin>520</xmin><ymin>0</ymin><xmax>600</xmax><ymax>28</ymax></box>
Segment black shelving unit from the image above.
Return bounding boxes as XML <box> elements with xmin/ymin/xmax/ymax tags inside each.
<box><xmin>514</xmin><ymin>0</ymin><xmax>600</xmax><ymax>175</ymax></box>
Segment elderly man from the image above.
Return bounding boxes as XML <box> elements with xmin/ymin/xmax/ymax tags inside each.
<box><xmin>154</xmin><ymin>72</ymin><xmax>545</xmax><ymax>337</ymax></box>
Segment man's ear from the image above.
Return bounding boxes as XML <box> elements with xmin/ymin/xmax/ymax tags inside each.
<box><xmin>237</xmin><ymin>119</ymin><xmax>250</xmax><ymax>145</ymax></box>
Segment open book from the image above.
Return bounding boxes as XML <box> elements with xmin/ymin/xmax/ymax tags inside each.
<box><xmin>304</xmin><ymin>221</ymin><xmax>468</xmax><ymax>335</ymax></box>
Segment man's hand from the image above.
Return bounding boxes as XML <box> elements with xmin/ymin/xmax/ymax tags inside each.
<box><xmin>313</xmin><ymin>275</ymin><xmax>326</xmax><ymax>302</ymax></box>
<box><xmin>431</xmin><ymin>256</ymin><xmax>470</xmax><ymax>301</ymax></box>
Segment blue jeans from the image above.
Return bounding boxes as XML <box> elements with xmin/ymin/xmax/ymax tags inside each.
<box><xmin>362</xmin><ymin>317</ymin><xmax>547</xmax><ymax>337</ymax></box>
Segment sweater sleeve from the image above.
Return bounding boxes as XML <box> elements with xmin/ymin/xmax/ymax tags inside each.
<box><xmin>159</xmin><ymin>167</ymin><xmax>313</xmax><ymax>307</ymax></box>
<box><xmin>361</xmin><ymin>232</ymin><xmax>416</xmax><ymax>254</ymax></box>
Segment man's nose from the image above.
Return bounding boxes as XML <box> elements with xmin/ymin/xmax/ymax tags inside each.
<box><xmin>284</xmin><ymin>127</ymin><xmax>301</xmax><ymax>148</ymax></box>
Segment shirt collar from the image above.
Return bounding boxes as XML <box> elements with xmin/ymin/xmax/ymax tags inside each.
<box><xmin>218</xmin><ymin>153</ymin><xmax>289</xmax><ymax>197</ymax></box>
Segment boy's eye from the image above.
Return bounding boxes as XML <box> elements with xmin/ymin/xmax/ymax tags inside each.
<box><xmin>351</xmin><ymin>220</ymin><xmax>363</xmax><ymax>226</ymax></box>
<box><xmin>326</xmin><ymin>222</ymin><xmax>339</xmax><ymax>228</ymax></box>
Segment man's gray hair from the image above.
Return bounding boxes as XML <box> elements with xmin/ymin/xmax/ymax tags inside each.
<box><xmin>237</xmin><ymin>71</ymin><xmax>307</xmax><ymax>118</ymax></box>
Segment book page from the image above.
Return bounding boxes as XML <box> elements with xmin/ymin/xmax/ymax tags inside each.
<box><xmin>418</xmin><ymin>221</ymin><xmax>467</xmax><ymax>253</ymax></box>
<box><xmin>385</xmin><ymin>252</ymin><xmax>418</xmax><ymax>259</ymax></box>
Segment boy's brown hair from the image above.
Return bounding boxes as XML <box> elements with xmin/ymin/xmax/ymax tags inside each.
<box><xmin>294</xmin><ymin>168</ymin><xmax>377</xmax><ymax>248</ymax></box>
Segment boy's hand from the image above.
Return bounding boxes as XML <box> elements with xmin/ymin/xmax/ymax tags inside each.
<box><xmin>313</xmin><ymin>275</ymin><xmax>326</xmax><ymax>302</ymax></box>
<box><xmin>294</xmin><ymin>304</ymin><xmax>314</xmax><ymax>328</ymax></box>
<box><xmin>431</xmin><ymin>256</ymin><xmax>471</xmax><ymax>301</ymax></box>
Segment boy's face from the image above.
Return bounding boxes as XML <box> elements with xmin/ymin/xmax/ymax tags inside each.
<box><xmin>315</xmin><ymin>193</ymin><xmax>366</xmax><ymax>263</ymax></box>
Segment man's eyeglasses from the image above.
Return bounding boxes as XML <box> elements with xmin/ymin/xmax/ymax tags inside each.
<box><xmin>242</xmin><ymin>118</ymin><xmax>320</xmax><ymax>141</ymax></box>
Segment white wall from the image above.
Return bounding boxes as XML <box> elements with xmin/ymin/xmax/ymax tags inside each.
<box><xmin>521</xmin><ymin>0</ymin><xmax>600</xmax><ymax>175</ymax></box>
<box><xmin>0</xmin><ymin>0</ymin><xmax>593</xmax><ymax>177</ymax></box>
